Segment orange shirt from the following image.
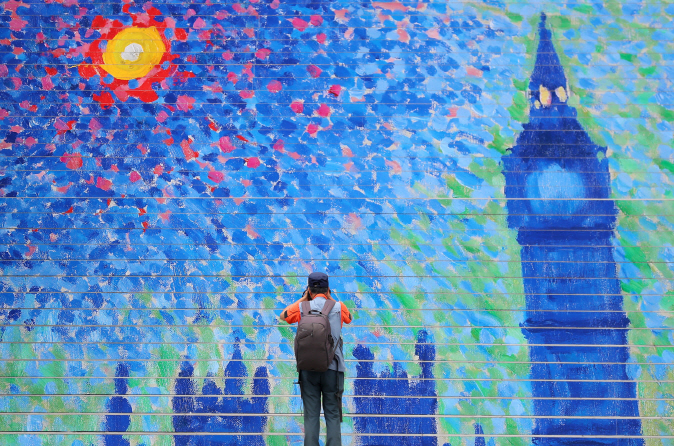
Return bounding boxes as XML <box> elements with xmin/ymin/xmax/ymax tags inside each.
<box><xmin>284</xmin><ymin>295</ymin><xmax>353</xmax><ymax>327</ymax></box>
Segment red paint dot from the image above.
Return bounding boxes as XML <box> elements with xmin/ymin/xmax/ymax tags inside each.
<box><xmin>290</xmin><ymin>101</ymin><xmax>304</xmax><ymax>114</ymax></box>
<box><xmin>175</xmin><ymin>28</ymin><xmax>188</xmax><ymax>41</ymax></box>
<box><xmin>307</xmin><ymin>65</ymin><xmax>322</xmax><ymax>78</ymax></box>
<box><xmin>246</xmin><ymin>157</ymin><xmax>261</xmax><ymax>168</ymax></box>
<box><xmin>291</xmin><ymin>17</ymin><xmax>309</xmax><ymax>32</ymax></box>
<box><xmin>93</xmin><ymin>92</ymin><xmax>114</xmax><ymax>109</ymax></box>
<box><xmin>255</xmin><ymin>48</ymin><xmax>271</xmax><ymax>59</ymax></box>
<box><xmin>96</xmin><ymin>177</ymin><xmax>113</xmax><ymax>191</ymax></box>
<box><xmin>267</xmin><ymin>80</ymin><xmax>283</xmax><ymax>93</ymax></box>
<box><xmin>59</xmin><ymin>153</ymin><xmax>83</xmax><ymax>170</ymax></box>
<box><xmin>218</xmin><ymin>136</ymin><xmax>236</xmax><ymax>153</ymax></box>
<box><xmin>329</xmin><ymin>85</ymin><xmax>342</xmax><ymax>97</ymax></box>
<box><xmin>317</xmin><ymin>104</ymin><xmax>331</xmax><ymax>117</ymax></box>
<box><xmin>273</xmin><ymin>140</ymin><xmax>285</xmax><ymax>153</ymax></box>
<box><xmin>208</xmin><ymin>170</ymin><xmax>225</xmax><ymax>183</ymax></box>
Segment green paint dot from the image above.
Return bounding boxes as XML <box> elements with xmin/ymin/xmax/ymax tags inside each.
<box><xmin>619</xmin><ymin>52</ymin><xmax>637</xmax><ymax>63</ymax></box>
<box><xmin>638</xmin><ymin>66</ymin><xmax>657</xmax><ymax>77</ymax></box>
<box><xmin>573</xmin><ymin>4</ymin><xmax>594</xmax><ymax>14</ymax></box>
<box><xmin>505</xmin><ymin>12</ymin><xmax>523</xmax><ymax>23</ymax></box>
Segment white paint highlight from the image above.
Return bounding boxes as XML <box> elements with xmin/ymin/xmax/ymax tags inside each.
<box><xmin>121</xmin><ymin>43</ymin><xmax>144</xmax><ymax>62</ymax></box>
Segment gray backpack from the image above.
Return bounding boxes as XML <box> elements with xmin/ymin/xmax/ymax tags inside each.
<box><xmin>294</xmin><ymin>300</ymin><xmax>337</xmax><ymax>372</ymax></box>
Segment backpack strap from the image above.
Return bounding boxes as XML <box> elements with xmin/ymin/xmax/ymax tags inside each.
<box><xmin>320</xmin><ymin>299</ymin><xmax>336</xmax><ymax>315</ymax></box>
<box><xmin>300</xmin><ymin>301</ymin><xmax>312</xmax><ymax>319</ymax></box>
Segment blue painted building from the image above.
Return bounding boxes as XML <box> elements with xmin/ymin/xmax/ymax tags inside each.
<box><xmin>103</xmin><ymin>363</ymin><xmax>132</xmax><ymax>446</ymax></box>
<box><xmin>172</xmin><ymin>345</ymin><xmax>269</xmax><ymax>445</ymax></box>
<box><xmin>502</xmin><ymin>14</ymin><xmax>643</xmax><ymax>445</ymax></box>
<box><xmin>353</xmin><ymin>330</ymin><xmax>438</xmax><ymax>445</ymax></box>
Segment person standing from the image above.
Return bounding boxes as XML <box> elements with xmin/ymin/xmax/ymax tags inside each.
<box><xmin>280</xmin><ymin>272</ymin><xmax>353</xmax><ymax>446</ymax></box>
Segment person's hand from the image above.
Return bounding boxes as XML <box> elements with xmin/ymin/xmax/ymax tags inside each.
<box><xmin>299</xmin><ymin>288</ymin><xmax>310</xmax><ymax>302</ymax></box>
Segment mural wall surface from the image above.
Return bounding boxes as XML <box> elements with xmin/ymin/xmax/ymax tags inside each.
<box><xmin>1</xmin><ymin>0</ymin><xmax>673</xmax><ymax>444</ymax></box>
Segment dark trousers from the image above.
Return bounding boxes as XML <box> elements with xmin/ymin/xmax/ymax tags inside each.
<box><xmin>299</xmin><ymin>369</ymin><xmax>344</xmax><ymax>446</ymax></box>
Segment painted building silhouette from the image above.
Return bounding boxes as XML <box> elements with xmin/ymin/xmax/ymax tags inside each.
<box><xmin>103</xmin><ymin>363</ymin><xmax>132</xmax><ymax>446</ymax></box>
<box><xmin>172</xmin><ymin>344</ymin><xmax>269</xmax><ymax>445</ymax></box>
<box><xmin>353</xmin><ymin>330</ymin><xmax>438</xmax><ymax>445</ymax></box>
<box><xmin>502</xmin><ymin>14</ymin><xmax>643</xmax><ymax>445</ymax></box>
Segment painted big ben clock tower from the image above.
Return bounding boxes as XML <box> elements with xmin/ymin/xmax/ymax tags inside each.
<box><xmin>502</xmin><ymin>14</ymin><xmax>644</xmax><ymax>445</ymax></box>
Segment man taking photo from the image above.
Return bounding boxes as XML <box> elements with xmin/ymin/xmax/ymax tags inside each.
<box><xmin>279</xmin><ymin>272</ymin><xmax>353</xmax><ymax>446</ymax></box>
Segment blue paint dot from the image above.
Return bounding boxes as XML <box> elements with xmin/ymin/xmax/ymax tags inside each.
<box><xmin>128</xmin><ymin>79</ymin><xmax>139</xmax><ymax>89</ymax></box>
<box><xmin>103</xmin><ymin>74</ymin><xmax>115</xmax><ymax>84</ymax></box>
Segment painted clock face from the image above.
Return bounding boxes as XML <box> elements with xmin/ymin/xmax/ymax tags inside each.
<box><xmin>525</xmin><ymin>163</ymin><xmax>586</xmax><ymax>215</ymax></box>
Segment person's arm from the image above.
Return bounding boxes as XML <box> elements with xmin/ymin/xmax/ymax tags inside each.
<box><xmin>340</xmin><ymin>302</ymin><xmax>353</xmax><ymax>326</ymax></box>
<box><xmin>279</xmin><ymin>288</ymin><xmax>310</xmax><ymax>322</ymax></box>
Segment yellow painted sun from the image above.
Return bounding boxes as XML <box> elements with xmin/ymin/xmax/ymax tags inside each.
<box><xmin>101</xmin><ymin>26</ymin><xmax>166</xmax><ymax>80</ymax></box>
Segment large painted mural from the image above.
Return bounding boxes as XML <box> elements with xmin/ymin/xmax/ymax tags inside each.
<box><xmin>0</xmin><ymin>0</ymin><xmax>673</xmax><ymax>445</ymax></box>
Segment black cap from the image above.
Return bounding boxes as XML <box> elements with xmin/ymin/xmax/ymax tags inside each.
<box><xmin>308</xmin><ymin>272</ymin><xmax>329</xmax><ymax>288</ymax></box>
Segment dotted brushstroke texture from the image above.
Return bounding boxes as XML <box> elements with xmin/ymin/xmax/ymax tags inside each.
<box><xmin>0</xmin><ymin>0</ymin><xmax>672</xmax><ymax>445</ymax></box>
